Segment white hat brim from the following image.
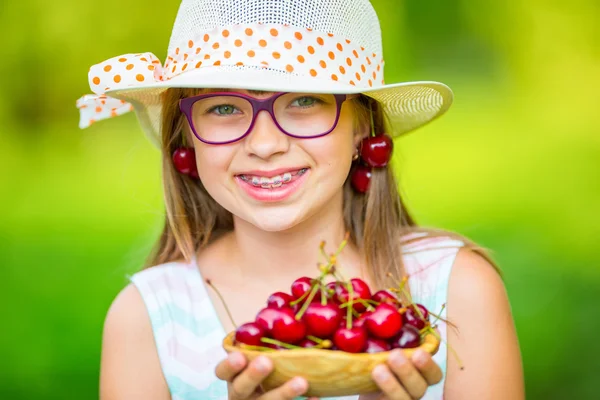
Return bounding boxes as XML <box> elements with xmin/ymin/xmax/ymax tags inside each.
<box><xmin>107</xmin><ymin>66</ymin><xmax>453</xmax><ymax>147</ymax></box>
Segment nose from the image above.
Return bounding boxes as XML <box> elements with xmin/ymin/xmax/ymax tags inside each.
<box><xmin>243</xmin><ymin>110</ymin><xmax>290</xmax><ymax>160</ymax></box>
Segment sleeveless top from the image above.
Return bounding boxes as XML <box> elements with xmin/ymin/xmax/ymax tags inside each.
<box><xmin>129</xmin><ymin>236</ymin><xmax>463</xmax><ymax>400</ymax></box>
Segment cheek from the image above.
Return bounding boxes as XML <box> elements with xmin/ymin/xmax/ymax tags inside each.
<box><xmin>310</xmin><ymin>113</ymin><xmax>356</xmax><ymax>180</ymax></box>
<box><xmin>194</xmin><ymin>144</ymin><xmax>235</xmax><ymax>189</ymax></box>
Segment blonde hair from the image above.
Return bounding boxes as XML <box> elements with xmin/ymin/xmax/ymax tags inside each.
<box><xmin>144</xmin><ymin>88</ymin><xmax>499</xmax><ymax>292</ymax></box>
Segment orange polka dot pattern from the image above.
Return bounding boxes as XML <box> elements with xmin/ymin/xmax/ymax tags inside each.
<box><xmin>77</xmin><ymin>24</ymin><xmax>385</xmax><ymax>128</ymax></box>
<box><xmin>76</xmin><ymin>94</ymin><xmax>135</xmax><ymax>128</ymax></box>
<box><xmin>162</xmin><ymin>24</ymin><xmax>382</xmax><ymax>85</ymax></box>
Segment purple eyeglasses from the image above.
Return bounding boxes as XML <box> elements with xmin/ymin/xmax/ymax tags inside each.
<box><xmin>179</xmin><ymin>91</ymin><xmax>351</xmax><ymax>145</ymax></box>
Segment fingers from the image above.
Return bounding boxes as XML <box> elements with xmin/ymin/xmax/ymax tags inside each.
<box><xmin>411</xmin><ymin>350</ymin><xmax>443</xmax><ymax>385</ymax></box>
<box><xmin>372</xmin><ymin>363</ymin><xmax>411</xmax><ymax>400</ymax></box>
<box><xmin>217</xmin><ymin>353</ymin><xmax>310</xmax><ymax>400</ymax></box>
<box><xmin>215</xmin><ymin>352</ymin><xmax>248</xmax><ymax>382</ymax></box>
<box><xmin>372</xmin><ymin>349</ymin><xmax>437</xmax><ymax>400</ymax></box>
<box><xmin>259</xmin><ymin>376</ymin><xmax>309</xmax><ymax>399</ymax></box>
<box><xmin>230</xmin><ymin>355</ymin><xmax>274</xmax><ymax>399</ymax></box>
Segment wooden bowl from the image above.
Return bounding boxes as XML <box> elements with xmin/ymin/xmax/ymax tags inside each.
<box><xmin>222</xmin><ymin>331</ymin><xmax>440</xmax><ymax>397</ymax></box>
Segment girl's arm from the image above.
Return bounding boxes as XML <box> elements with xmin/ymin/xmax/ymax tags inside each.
<box><xmin>100</xmin><ymin>284</ymin><xmax>171</xmax><ymax>400</ymax></box>
<box><xmin>444</xmin><ymin>248</ymin><xmax>525</xmax><ymax>399</ymax></box>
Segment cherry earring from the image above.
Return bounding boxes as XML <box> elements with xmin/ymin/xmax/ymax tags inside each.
<box><xmin>172</xmin><ymin>147</ymin><xmax>199</xmax><ymax>178</ymax></box>
<box><xmin>350</xmin><ymin>103</ymin><xmax>393</xmax><ymax>193</ymax></box>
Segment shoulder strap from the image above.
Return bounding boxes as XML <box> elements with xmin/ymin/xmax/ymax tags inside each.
<box><xmin>128</xmin><ymin>262</ymin><xmax>229</xmax><ymax>398</ymax></box>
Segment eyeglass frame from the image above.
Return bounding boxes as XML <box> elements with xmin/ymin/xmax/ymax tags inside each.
<box><xmin>179</xmin><ymin>91</ymin><xmax>352</xmax><ymax>145</ymax></box>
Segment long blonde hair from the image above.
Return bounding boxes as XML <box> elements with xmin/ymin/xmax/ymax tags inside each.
<box><xmin>144</xmin><ymin>88</ymin><xmax>499</xmax><ymax>291</ymax></box>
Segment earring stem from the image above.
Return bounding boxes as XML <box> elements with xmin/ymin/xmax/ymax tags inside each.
<box><xmin>369</xmin><ymin>101</ymin><xmax>376</xmax><ymax>137</ymax></box>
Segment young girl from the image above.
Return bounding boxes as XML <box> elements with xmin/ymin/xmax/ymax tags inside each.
<box><xmin>77</xmin><ymin>0</ymin><xmax>524</xmax><ymax>399</ymax></box>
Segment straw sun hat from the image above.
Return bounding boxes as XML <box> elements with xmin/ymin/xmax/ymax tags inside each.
<box><xmin>76</xmin><ymin>0</ymin><xmax>453</xmax><ymax>147</ymax></box>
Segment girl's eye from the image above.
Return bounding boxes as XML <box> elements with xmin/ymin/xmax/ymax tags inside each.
<box><xmin>291</xmin><ymin>97</ymin><xmax>319</xmax><ymax>107</ymax></box>
<box><xmin>210</xmin><ymin>105</ymin><xmax>238</xmax><ymax>115</ymax></box>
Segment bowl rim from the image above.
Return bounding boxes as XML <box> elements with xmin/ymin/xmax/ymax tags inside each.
<box><xmin>222</xmin><ymin>330</ymin><xmax>440</xmax><ymax>361</ymax></box>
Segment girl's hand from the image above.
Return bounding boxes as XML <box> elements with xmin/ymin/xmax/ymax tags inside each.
<box><xmin>215</xmin><ymin>352</ymin><xmax>319</xmax><ymax>400</ymax></box>
<box><xmin>359</xmin><ymin>349</ymin><xmax>443</xmax><ymax>400</ymax></box>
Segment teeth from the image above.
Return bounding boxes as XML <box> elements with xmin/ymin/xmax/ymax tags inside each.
<box><xmin>242</xmin><ymin>169</ymin><xmax>308</xmax><ymax>188</ymax></box>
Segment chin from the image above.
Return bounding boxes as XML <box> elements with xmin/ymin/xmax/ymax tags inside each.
<box><xmin>242</xmin><ymin>207</ymin><xmax>306</xmax><ymax>232</ymax></box>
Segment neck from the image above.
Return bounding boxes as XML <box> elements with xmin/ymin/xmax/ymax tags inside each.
<box><xmin>225</xmin><ymin>193</ymin><xmax>364</xmax><ymax>282</ymax></box>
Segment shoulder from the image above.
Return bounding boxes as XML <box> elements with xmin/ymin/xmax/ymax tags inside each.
<box><xmin>100</xmin><ymin>283</ymin><xmax>171</xmax><ymax>399</ymax></box>
<box><xmin>449</xmin><ymin>247</ymin><xmax>503</xmax><ymax>298</ymax></box>
<box><xmin>443</xmin><ymin>248</ymin><xmax>525</xmax><ymax>399</ymax></box>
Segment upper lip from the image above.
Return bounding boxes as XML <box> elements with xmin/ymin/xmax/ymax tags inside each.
<box><xmin>236</xmin><ymin>167</ymin><xmax>308</xmax><ymax>178</ymax></box>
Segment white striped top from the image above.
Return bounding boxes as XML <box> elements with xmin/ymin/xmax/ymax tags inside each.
<box><xmin>130</xmin><ymin>236</ymin><xmax>463</xmax><ymax>399</ymax></box>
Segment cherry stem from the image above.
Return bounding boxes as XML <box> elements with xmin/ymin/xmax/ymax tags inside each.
<box><xmin>260</xmin><ymin>337</ymin><xmax>302</xmax><ymax>350</ymax></box>
<box><xmin>295</xmin><ymin>283</ymin><xmax>320</xmax><ymax>320</ymax></box>
<box><xmin>369</xmin><ymin>101</ymin><xmax>376</xmax><ymax>137</ymax></box>
<box><xmin>306</xmin><ymin>335</ymin><xmax>325</xmax><ymax>344</ymax></box>
<box><xmin>339</xmin><ymin>298</ymin><xmax>375</xmax><ymax>311</ymax></box>
<box><xmin>319</xmin><ymin>241</ymin><xmax>329</xmax><ymax>263</ymax></box>
<box><xmin>290</xmin><ymin>289</ymin><xmax>310</xmax><ymax>306</ymax></box>
<box><xmin>346</xmin><ymin>279</ymin><xmax>355</xmax><ymax>330</ymax></box>
<box><xmin>425</xmin><ymin>327</ymin><xmax>465</xmax><ymax>370</ymax></box>
<box><xmin>205</xmin><ymin>279</ymin><xmax>237</xmax><ymax>329</ymax></box>
<box><xmin>239</xmin><ymin>344</ymin><xmax>277</xmax><ymax>352</ymax></box>
<box><xmin>429</xmin><ymin>304</ymin><xmax>447</xmax><ymax>326</ymax></box>
<box><xmin>306</xmin><ymin>336</ymin><xmax>333</xmax><ymax>349</ymax></box>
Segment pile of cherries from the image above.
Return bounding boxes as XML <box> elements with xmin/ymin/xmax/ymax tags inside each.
<box><xmin>228</xmin><ymin>239</ymin><xmax>437</xmax><ymax>354</ymax></box>
<box><xmin>351</xmin><ymin>133</ymin><xmax>393</xmax><ymax>194</ymax></box>
<box><xmin>234</xmin><ymin>277</ymin><xmax>432</xmax><ymax>353</ymax></box>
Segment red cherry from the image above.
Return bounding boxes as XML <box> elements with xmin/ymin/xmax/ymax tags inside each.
<box><xmin>267</xmin><ymin>292</ymin><xmax>294</xmax><ymax>309</ymax></box>
<box><xmin>360</xmin><ymin>134</ymin><xmax>393</xmax><ymax>167</ymax></box>
<box><xmin>302</xmin><ymin>303</ymin><xmax>343</xmax><ymax>338</ymax></box>
<box><xmin>365</xmin><ymin>338</ymin><xmax>392</xmax><ymax>353</ymax></box>
<box><xmin>391</xmin><ymin>324</ymin><xmax>421</xmax><ymax>349</ymax></box>
<box><xmin>403</xmin><ymin>306</ymin><xmax>429</xmax><ymax>330</ymax></box>
<box><xmin>413</xmin><ymin>304</ymin><xmax>430</xmax><ymax>320</ymax></box>
<box><xmin>298</xmin><ymin>338</ymin><xmax>318</xmax><ymax>348</ymax></box>
<box><xmin>365</xmin><ymin>303</ymin><xmax>403</xmax><ymax>339</ymax></box>
<box><xmin>372</xmin><ymin>290</ymin><xmax>400</xmax><ymax>306</ymax></box>
<box><xmin>333</xmin><ymin>326</ymin><xmax>368</xmax><ymax>353</ymax></box>
<box><xmin>291</xmin><ymin>277</ymin><xmax>321</xmax><ymax>301</ymax></box>
<box><xmin>234</xmin><ymin>322</ymin><xmax>265</xmax><ymax>346</ymax></box>
<box><xmin>255</xmin><ymin>307</ymin><xmax>283</xmax><ymax>334</ymax></box>
<box><xmin>256</xmin><ymin>307</ymin><xmax>307</xmax><ymax>344</ymax></box>
<box><xmin>334</xmin><ymin>278</ymin><xmax>372</xmax><ymax>312</ymax></box>
<box><xmin>172</xmin><ymin>147</ymin><xmax>198</xmax><ymax>176</ymax></box>
<box><xmin>350</xmin><ymin>164</ymin><xmax>372</xmax><ymax>193</ymax></box>
<box><xmin>341</xmin><ymin>310</ymin><xmax>371</xmax><ymax>329</ymax></box>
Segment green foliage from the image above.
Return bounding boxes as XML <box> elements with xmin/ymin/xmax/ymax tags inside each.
<box><xmin>1</xmin><ymin>0</ymin><xmax>598</xmax><ymax>398</ymax></box>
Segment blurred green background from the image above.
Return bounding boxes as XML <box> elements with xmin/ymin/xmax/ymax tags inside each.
<box><xmin>1</xmin><ymin>0</ymin><xmax>598</xmax><ymax>398</ymax></box>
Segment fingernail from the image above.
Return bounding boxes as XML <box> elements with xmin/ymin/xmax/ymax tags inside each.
<box><xmin>228</xmin><ymin>352</ymin><xmax>244</xmax><ymax>368</ymax></box>
<box><xmin>291</xmin><ymin>377</ymin><xmax>307</xmax><ymax>393</ymax></box>
<box><xmin>389</xmin><ymin>350</ymin><xmax>407</xmax><ymax>368</ymax></box>
<box><xmin>373</xmin><ymin>365</ymin><xmax>390</xmax><ymax>381</ymax></box>
<box><xmin>255</xmin><ymin>356</ymin><xmax>271</xmax><ymax>373</ymax></box>
<box><xmin>412</xmin><ymin>350</ymin><xmax>429</xmax><ymax>366</ymax></box>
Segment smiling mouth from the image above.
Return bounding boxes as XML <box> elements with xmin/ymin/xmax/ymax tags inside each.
<box><xmin>237</xmin><ymin>168</ymin><xmax>309</xmax><ymax>189</ymax></box>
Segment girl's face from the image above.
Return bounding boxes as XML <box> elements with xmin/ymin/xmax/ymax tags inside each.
<box><xmin>186</xmin><ymin>89</ymin><xmax>362</xmax><ymax>232</ymax></box>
